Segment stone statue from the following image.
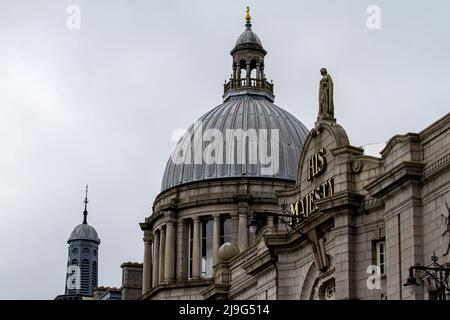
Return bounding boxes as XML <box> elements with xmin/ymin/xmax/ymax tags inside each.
<box><xmin>318</xmin><ymin>68</ymin><xmax>334</xmax><ymax>120</ymax></box>
<box><xmin>442</xmin><ymin>187</ymin><xmax>450</xmax><ymax>259</ymax></box>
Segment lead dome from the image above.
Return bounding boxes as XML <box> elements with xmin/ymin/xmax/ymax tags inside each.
<box><xmin>160</xmin><ymin>10</ymin><xmax>308</xmax><ymax>192</ymax></box>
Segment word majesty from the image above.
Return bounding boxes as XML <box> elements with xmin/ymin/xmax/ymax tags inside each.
<box><xmin>170</xmin><ymin>121</ymin><xmax>280</xmax><ymax>175</ymax></box>
<box><xmin>290</xmin><ymin>148</ymin><xmax>335</xmax><ymax>223</ymax></box>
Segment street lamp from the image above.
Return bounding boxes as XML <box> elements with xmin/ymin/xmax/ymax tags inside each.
<box><xmin>404</xmin><ymin>268</ymin><xmax>419</xmax><ymax>294</ymax></box>
<box><xmin>403</xmin><ymin>254</ymin><xmax>450</xmax><ymax>297</ymax></box>
<box><xmin>248</xmin><ymin>202</ymin><xmax>304</xmax><ymax>237</ymax></box>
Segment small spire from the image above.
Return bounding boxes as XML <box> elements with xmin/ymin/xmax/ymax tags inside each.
<box><xmin>245</xmin><ymin>6</ymin><xmax>252</xmax><ymax>29</ymax></box>
<box><xmin>83</xmin><ymin>185</ymin><xmax>88</xmax><ymax>224</ymax></box>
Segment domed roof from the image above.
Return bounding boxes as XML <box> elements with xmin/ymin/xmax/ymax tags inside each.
<box><xmin>235</xmin><ymin>29</ymin><xmax>263</xmax><ymax>47</ymax></box>
<box><xmin>161</xmin><ymin>95</ymin><xmax>309</xmax><ymax>191</ymax></box>
<box><xmin>68</xmin><ymin>223</ymin><xmax>100</xmax><ymax>243</ymax></box>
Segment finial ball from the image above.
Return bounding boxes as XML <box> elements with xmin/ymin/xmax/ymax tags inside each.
<box><xmin>218</xmin><ymin>242</ymin><xmax>240</xmax><ymax>262</ymax></box>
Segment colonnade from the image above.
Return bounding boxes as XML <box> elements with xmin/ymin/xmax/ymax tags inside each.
<box><xmin>142</xmin><ymin>212</ymin><xmax>251</xmax><ymax>295</ymax></box>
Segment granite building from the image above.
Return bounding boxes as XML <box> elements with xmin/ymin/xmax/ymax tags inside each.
<box><xmin>138</xmin><ymin>9</ymin><xmax>450</xmax><ymax>300</ymax></box>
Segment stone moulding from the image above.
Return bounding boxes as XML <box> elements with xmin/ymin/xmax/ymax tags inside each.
<box><xmin>365</xmin><ymin>161</ymin><xmax>425</xmax><ymax>198</ymax></box>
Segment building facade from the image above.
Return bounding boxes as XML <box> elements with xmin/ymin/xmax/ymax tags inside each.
<box><xmin>138</xmin><ymin>10</ymin><xmax>450</xmax><ymax>300</ymax></box>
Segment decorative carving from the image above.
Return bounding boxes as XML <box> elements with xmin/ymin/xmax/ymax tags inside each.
<box><xmin>352</xmin><ymin>160</ymin><xmax>362</xmax><ymax>173</ymax></box>
<box><xmin>308</xmin><ymin>229</ymin><xmax>330</xmax><ymax>272</ymax></box>
<box><xmin>442</xmin><ymin>187</ymin><xmax>450</xmax><ymax>258</ymax></box>
<box><xmin>318</xmin><ymin>68</ymin><xmax>334</xmax><ymax>121</ymax></box>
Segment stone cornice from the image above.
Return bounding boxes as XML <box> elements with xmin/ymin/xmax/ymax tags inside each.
<box><xmin>154</xmin><ymin>177</ymin><xmax>294</xmax><ymax>207</ymax></box>
<box><xmin>201</xmin><ymin>284</ymin><xmax>230</xmax><ymax>300</ymax></box>
<box><xmin>241</xmin><ymin>250</ymin><xmax>277</xmax><ymax>277</ymax></box>
<box><xmin>380</xmin><ymin>133</ymin><xmax>420</xmax><ymax>159</ymax></box>
<box><xmin>365</xmin><ymin>161</ymin><xmax>425</xmax><ymax>199</ymax></box>
<box><xmin>330</xmin><ymin>145</ymin><xmax>364</xmax><ymax>157</ymax></box>
<box><xmin>140</xmin><ymin>279</ymin><xmax>213</xmax><ymax>300</ymax></box>
<box><xmin>422</xmin><ymin>153</ymin><xmax>450</xmax><ymax>184</ymax></box>
<box><xmin>315</xmin><ymin>191</ymin><xmax>364</xmax><ymax>213</ymax></box>
<box><xmin>418</xmin><ymin>112</ymin><xmax>450</xmax><ymax>140</ymax></box>
<box><xmin>264</xmin><ymin>232</ymin><xmax>308</xmax><ymax>251</ymax></box>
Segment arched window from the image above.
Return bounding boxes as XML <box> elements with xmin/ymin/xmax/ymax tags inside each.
<box><xmin>250</xmin><ymin>59</ymin><xmax>257</xmax><ymax>79</ymax></box>
<box><xmin>80</xmin><ymin>259</ymin><xmax>90</xmax><ymax>294</ymax></box>
<box><xmin>92</xmin><ymin>261</ymin><xmax>97</xmax><ymax>289</ymax></box>
<box><xmin>317</xmin><ymin>278</ymin><xmax>336</xmax><ymax>300</ymax></box>
<box><xmin>71</xmin><ymin>259</ymin><xmax>78</xmax><ymax>266</ymax></box>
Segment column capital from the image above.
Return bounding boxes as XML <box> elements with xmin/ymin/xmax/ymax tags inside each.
<box><xmin>143</xmin><ymin>231</ymin><xmax>154</xmax><ymax>243</ymax></box>
<box><xmin>164</xmin><ymin>210</ymin><xmax>177</xmax><ymax>222</ymax></box>
<box><xmin>238</xmin><ymin>203</ymin><xmax>249</xmax><ymax>215</ymax></box>
<box><xmin>193</xmin><ymin>216</ymin><xmax>200</xmax><ymax>223</ymax></box>
<box><xmin>213</xmin><ymin>213</ymin><xmax>221</xmax><ymax>220</ymax></box>
<box><xmin>165</xmin><ymin>220</ymin><xmax>175</xmax><ymax>227</ymax></box>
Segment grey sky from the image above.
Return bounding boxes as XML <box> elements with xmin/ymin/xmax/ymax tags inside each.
<box><xmin>0</xmin><ymin>0</ymin><xmax>449</xmax><ymax>299</ymax></box>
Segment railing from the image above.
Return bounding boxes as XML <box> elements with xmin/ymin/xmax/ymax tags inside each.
<box><xmin>224</xmin><ymin>77</ymin><xmax>274</xmax><ymax>94</ymax></box>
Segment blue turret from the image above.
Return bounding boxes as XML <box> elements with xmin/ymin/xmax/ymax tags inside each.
<box><xmin>64</xmin><ymin>185</ymin><xmax>100</xmax><ymax>296</ymax></box>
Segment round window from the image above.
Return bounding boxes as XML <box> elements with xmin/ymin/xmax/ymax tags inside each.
<box><xmin>83</xmin><ymin>248</ymin><xmax>89</xmax><ymax>254</ymax></box>
<box><xmin>72</xmin><ymin>248</ymin><xmax>78</xmax><ymax>254</ymax></box>
<box><xmin>324</xmin><ymin>281</ymin><xmax>336</xmax><ymax>300</ymax></box>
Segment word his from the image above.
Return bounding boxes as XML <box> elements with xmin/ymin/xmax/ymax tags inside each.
<box><xmin>307</xmin><ymin>148</ymin><xmax>326</xmax><ymax>181</ymax></box>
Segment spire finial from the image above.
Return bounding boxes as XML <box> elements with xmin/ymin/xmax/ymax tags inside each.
<box><xmin>245</xmin><ymin>6</ymin><xmax>252</xmax><ymax>29</ymax></box>
<box><xmin>83</xmin><ymin>184</ymin><xmax>88</xmax><ymax>224</ymax></box>
<box><xmin>245</xmin><ymin>6</ymin><xmax>251</xmax><ymax>21</ymax></box>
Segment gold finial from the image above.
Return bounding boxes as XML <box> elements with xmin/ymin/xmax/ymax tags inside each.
<box><xmin>245</xmin><ymin>6</ymin><xmax>251</xmax><ymax>21</ymax></box>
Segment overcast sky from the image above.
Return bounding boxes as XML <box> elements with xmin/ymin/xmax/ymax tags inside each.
<box><xmin>0</xmin><ymin>0</ymin><xmax>449</xmax><ymax>299</ymax></box>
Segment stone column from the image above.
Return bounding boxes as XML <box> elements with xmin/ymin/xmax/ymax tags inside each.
<box><xmin>164</xmin><ymin>220</ymin><xmax>176</xmax><ymax>282</ymax></box>
<box><xmin>246</xmin><ymin>61</ymin><xmax>251</xmax><ymax>86</ymax></box>
<box><xmin>266</xmin><ymin>215</ymin><xmax>274</xmax><ymax>234</ymax></box>
<box><xmin>159</xmin><ymin>226</ymin><xmax>166</xmax><ymax>283</ymax></box>
<box><xmin>238</xmin><ymin>212</ymin><xmax>248</xmax><ymax>252</ymax></box>
<box><xmin>231</xmin><ymin>214</ymin><xmax>239</xmax><ymax>247</ymax></box>
<box><xmin>213</xmin><ymin>214</ymin><xmax>221</xmax><ymax>266</ymax></box>
<box><xmin>192</xmin><ymin>217</ymin><xmax>201</xmax><ymax>279</ymax></box>
<box><xmin>152</xmin><ymin>230</ymin><xmax>160</xmax><ymax>287</ymax></box>
<box><xmin>142</xmin><ymin>231</ymin><xmax>153</xmax><ymax>294</ymax></box>
<box><xmin>261</xmin><ymin>65</ymin><xmax>265</xmax><ymax>87</ymax></box>
<box><xmin>256</xmin><ymin>63</ymin><xmax>261</xmax><ymax>82</ymax></box>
